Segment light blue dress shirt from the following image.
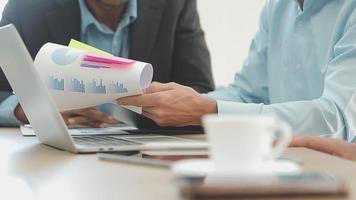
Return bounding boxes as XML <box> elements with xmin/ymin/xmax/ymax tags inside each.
<box><xmin>0</xmin><ymin>0</ymin><xmax>137</xmax><ymax>126</ymax></box>
<box><xmin>79</xmin><ymin>0</ymin><xmax>137</xmax><ymax>114</ymax></box>
<box><xmin>79</xmin><ymin>0</ymin><xmax>137</xmax><ymax>57</ymax></box>
<box><xmin>0</xmin><ymin>92</ymin><xmax>22</xmax><ymax>126</ymax></box>
<box><xmin>207</xmin><ymin>0</ymin><xmax>356</xmax><ymax>142</ymax></box>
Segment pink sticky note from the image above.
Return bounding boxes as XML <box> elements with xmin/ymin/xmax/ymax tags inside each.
<box><xmin>83</xmin><ymin>53</ymin><xmax>136</xmax><ymax>65</ymax></box>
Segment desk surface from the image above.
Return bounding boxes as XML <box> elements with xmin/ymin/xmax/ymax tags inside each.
<box><xmin>0</xmin><ymin>128</ymin><xmax>355</xmax><ymax>200</ymax></box>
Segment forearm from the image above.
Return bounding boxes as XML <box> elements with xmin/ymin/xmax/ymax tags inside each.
<box><xmin>193</xmin><ymin>95</ymin><xmax>218</xmax><ymax>125</ymax></box>
<box><xmin>290</xmin><ymin>136</ymin><xmax>356</xmax><ymax>161</ymax></box>
<box><xmin>214</xmin><ymin>97</ymin><xmax>348</xmax><ymax>139</ymax></box>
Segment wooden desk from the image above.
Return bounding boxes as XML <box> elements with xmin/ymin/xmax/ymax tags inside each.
<box><xmin>0</xmin><ymin>128</ymin><xmax>355</xmax><ymax>200</ymax></box>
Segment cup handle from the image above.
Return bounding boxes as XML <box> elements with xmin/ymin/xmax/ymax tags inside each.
<box><xmin>268</xmin><ymin>120</ymin><xmax>293</xmax><ymax>160</ymax></box>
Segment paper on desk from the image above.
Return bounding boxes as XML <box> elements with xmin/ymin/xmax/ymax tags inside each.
<box><xmin>34</xmin><ymin>43</ymin><xmax>153</xmax><ymax>112</ymax></box>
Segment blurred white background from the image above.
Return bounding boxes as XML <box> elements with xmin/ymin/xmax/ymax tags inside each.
<box><xmin>0</xmin><ymin>0</ymin><xmax>264</xmax><ymax>86</ymax></box>
<box><xmin>0</xmin><ymin>0</ymin><xmax>6</xmax><ymax>17</ymax></box>
<box><xmin>197</xmin><ymin>1</ymin><xmax>264</xmax><ymax>86</ymax></box>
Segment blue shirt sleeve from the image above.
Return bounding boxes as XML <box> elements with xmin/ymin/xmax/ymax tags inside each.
<box><xmin>207</xmin><ymin>2</ymin><xmax>356</xmax><ymax>142</ymax></box>
<box><xmin>207</xmin><ymin>3</ymin><xmax>270</xmax><ymax>104</ymax></box>
<box><xmin>0</xmin><ymin>93</ymin><xmax>22</xmax><ymax>127</ymax></box>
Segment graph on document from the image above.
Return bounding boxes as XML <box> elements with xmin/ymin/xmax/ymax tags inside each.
<box><xmin>69</xmin><ymin>77</ymin><xmax>85</xmax><ymax>93</ymax></box>
<box><xmin>47</xmin><ymin>76</ymin><xmax>65</xmax><ymax>91</ymax></box>
<box><xmin>107</xmin><ymin>82</ymin><xmax>128</xmax><ymax>93</ymax></box>
<box><xmin>86</xmin><ymin>79</ymin><xmax>107</xmax><ymax>94</ymax></box>
<box><xmin>46</xmin><ymin>75</ymin><xmax>128</xmax><ymax>94</ymax></box>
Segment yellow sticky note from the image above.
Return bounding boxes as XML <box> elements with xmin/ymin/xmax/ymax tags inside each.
<box><xmin>68</xmin><ymin>39</ymin><xmax>112</xmax><ymax>56</ymax></box>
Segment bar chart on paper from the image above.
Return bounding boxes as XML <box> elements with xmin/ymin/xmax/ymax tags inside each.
<box><xmin>46</xmin><ymin>75</ymin><xmax>128</xmax><ymax>95</ymax></box>
<box><xmin>69</xmin><ymin>77</ymin><xmax>85</xmax><ymax>93</ymax></box>
<box><xmin>87</xmin><ymin>79</ymin><xmax>106</xmax><ymax>94</ymax></box>
<box><xmin>35</xmin><ymin>43</ymin><xmax>153</xmax><ymax>111</ymax></box>
<box><xmin>108</xmin><ymin>82</ymin><xmax>128</xmax><ymax>93</ymax></box>
<box><xmin>47</xmin><ymin>76</ymin><xmax>65</xmax><ymax>91</ymax></box>
<box><xmin>86</xmin><ymin>79</ymin><xmax>129</xmax><ymax>94</ymax></box>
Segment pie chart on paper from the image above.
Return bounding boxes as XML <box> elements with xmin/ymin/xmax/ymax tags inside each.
<box><xmin>51</xmin><ymin>48</ymin><xmax>80</xmax><ymax>66</ymax></box>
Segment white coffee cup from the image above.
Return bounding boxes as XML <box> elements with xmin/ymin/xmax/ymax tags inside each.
<box><xmin>202</xmin><ymin>115</ymin><xmax>292</xmax><ymax>175</ymax></box>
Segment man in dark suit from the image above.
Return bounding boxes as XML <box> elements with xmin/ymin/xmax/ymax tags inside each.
<box><xmin>0</xmin><ymin>0</ymin><xmax>214</xmax><ymax>127</ymax></box>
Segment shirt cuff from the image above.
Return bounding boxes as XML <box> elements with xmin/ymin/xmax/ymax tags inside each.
<box><xmin>205</xmin><ymin>86</ymin><xmax>245</xmax><ymax>103</ymax></box>
<box><xmin>216</xmin><ymin>100</ymin><xmax>264</xmax><ymax>115</ymax></box>
<box><xmin>351</xmin><ymin>134</ymin><xmax>356</xmax><ymax>143</ymax></box>
<box><xmin>0</xmin><ymin>95</ymin><xmax>22</xmax><ymax>126</ymax></box>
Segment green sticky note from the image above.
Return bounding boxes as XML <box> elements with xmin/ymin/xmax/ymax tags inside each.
<box><xmin>68</xmin><ymin>39</ymin><xmax>112</xmax><ymax>56</ymax></box>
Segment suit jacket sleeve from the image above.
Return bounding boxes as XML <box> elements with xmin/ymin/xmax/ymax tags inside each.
<box><xmin>170</xmin><ymin>0</ymin><xmax>215</xmax><ymax>93</ymax></box>
<box><xmin>0</xmin><ymin>0</ymin><xmax>18</xmax><ymax>92</ymax></box>
<box><xmin>0</xmin><ymin>0</ymin><xmax>23</xmax><ymax>126</ymax></box>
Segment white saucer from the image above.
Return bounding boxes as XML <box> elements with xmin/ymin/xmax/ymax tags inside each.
<box><xmin>171</xmin><ymin>159</ymin><xmax>302</xmax><ymax>178</ymax></box>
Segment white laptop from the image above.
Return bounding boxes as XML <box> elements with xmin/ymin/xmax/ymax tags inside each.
<box><xmin>0</xmin><ymin>24</ymin><xmax>207</xmax><ymax>153</ymax></box>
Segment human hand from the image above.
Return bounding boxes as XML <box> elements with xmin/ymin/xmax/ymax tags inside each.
<box><xmin>117</xmin><ymin>82</ymin><xmax>217</xmax><ymax>126</ymax></box>
<box><xmin>290</xmin><ymin>136</ymin><xmax>356</xmax><ymax>161</ymax></box>
<box><xmin>61</xmin><ymin>107</ymin><xmax>119</xmax><ymax>128</ymax></box>
<box><xmin>14</xmin><ymin>104</ymin><xmax>28</xmax><ymax>124</ymax></box>
<box><xmin>15</xmin><ymin>105</ymin><xmax>118</xmax><ymax>128</ymax></box>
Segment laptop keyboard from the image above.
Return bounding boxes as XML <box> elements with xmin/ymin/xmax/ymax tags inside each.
<box><xmin>73</xmin><ymin>136</ymin><xmax>141</xmax><ymax>147</ymax></box>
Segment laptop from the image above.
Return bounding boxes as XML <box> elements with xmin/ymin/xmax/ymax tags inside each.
<box><xmin>0</xmin><ymin>24</ymin><xmax>207</xmax><ymax>153</ymax></box>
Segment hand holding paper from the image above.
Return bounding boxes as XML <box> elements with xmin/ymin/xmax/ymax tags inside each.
<box><xmin>34</xmin><ymin>42</ymin><xmax>153</xmax><ymax>112</ymax></box>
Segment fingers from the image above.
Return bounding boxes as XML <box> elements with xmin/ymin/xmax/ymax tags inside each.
<box><xmin>66</xmin><ymin>116</ymin><xmax>106</xmax><ymax>128</ymax></box>
<box><xmin>62</xmin><ymin>107</ymin><xmax>93</xmax><ymax>118</ymax></box>
<box><xmin>142</xmin><ymin>110</ymin><xmax>158</xmax><ymax>123</ymax></box>
<box><xmin>62</xmin><ymin>107</ymin><xmax>119</xmax><ymax>128</ymax></box>
<box><xmin>145</xmin><ymin>82</ymin><xmax>176</xmax><ymax>94</ymax></box>
<box><xmin>69</xmin><ymin>117</ymin><xmax>107</xmax><ymax>128</ymax></box>
<box><xmin>117</xmin><ymin>93</ymin><xmax>165</xmax><ymax>107</ymax></box>
<box><xmin>14</xmin><ymin>104</ymin><xmax>28</xmax><ymax>124</ymax></box>
<box><xmin>290</xmin><ymin>136</ymin><xmax>356</xmax><ymax>161</ymax></box>
<box><xmin>142</xmin><ymin>110</ymin><xmax>170</xmax><ymax>127</ymax></box>
<box><xmin>117</xmin><ymin>82</ymin><xmax>182</xmax><ymax>107</ymax></box>
<box><xmin>78</xmin><ymin>109</ymin><xmax>118</xmax><ymax>124</ymax></box>
<box><xmin>289</xmin><ymin>136</ymin><xmax>312</xmax><ymax>147</ymax></box>
<box><xmin>290</xmin><ymin>136</ymin><xmax>345</xmax><ymax>157</ymax></box>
